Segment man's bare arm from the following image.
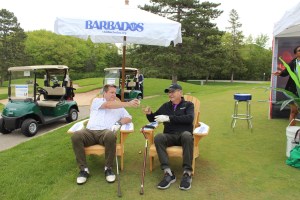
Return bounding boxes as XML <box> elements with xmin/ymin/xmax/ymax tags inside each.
<box><xmin>120</xmin><ymin>117</ymin><xmax>132</xmax><ymax>124</ymax></box>
<box><xmin>101</xmin><ymin>99</ymin><xmax>140</xmax><ymax>109</ymax></box>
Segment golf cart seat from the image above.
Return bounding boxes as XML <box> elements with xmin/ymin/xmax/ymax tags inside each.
<box><xmin>67</xmin><ymin>119</ymin><xmax>134</xmax><ymax>170</ymax></box>
<box><xmin>43</xmin><ymin>87</ymin><xmax>66</xmax><ymax>98</ymax></box>
<box><xmin>127</xmin><ymin>81</ymin><xmax>136</xmax><ymax>89</ymax></box>
<box><xmin>143</xmin><ymin>95</ymin><xmax>210</xmax><ymax>175</ymax></box>
<box><xmin>37</xmin><ymin>87</ymin><xmax>66</xmax><ymax>107</ymax></box>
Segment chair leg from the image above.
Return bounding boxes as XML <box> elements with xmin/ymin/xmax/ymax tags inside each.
<box><xmin>149</xmin><ymin>156</ymin><xmax>154</xmax><ymax>172</ymax></box>
<box><xmin>120</xmin><ymin>155</ymin><xmax>124</xmax><ymax>171</ymax></box>
<box><xmin>192</xmin><ymin>158</ymin><xmax>195</xmax><ymax>175</ymax></box>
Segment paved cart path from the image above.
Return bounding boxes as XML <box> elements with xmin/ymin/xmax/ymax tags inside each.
<box><xmin>0</xmin><ymin>89</ymin><xmax>159</xmax><ymax>152</ymax></box>
<box><xmin>0</xmin><ymin>90</ymin><xmax>100</xmax><ymax>152</ymax></box>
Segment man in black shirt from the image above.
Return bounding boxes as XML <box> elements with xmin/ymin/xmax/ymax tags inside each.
<box><xmin>143</xmin><ymin>83</ymin><xmax>194</xmax><ymax>190</ymax></box>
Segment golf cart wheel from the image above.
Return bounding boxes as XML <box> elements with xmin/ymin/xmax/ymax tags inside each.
<box><xmin>137</xmin><ymin>94</ymin><xmax>143</xmax><ymax>100</ymax></box>
<box><xmin>21</xmin><ymin>119</ymin><xmax>38</xmax><ymax>137</ymax></box>
<box><xmin>66</xmin><ymin>108</ymin><xmax>78</xmax><ymax>123</ymax></box>
<box><xmin>0</xmin><ymin>118</ymin><xmax>12</xmax><ymax>134</ymax></box>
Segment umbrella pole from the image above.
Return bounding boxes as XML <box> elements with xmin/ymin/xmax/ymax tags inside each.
<box><xmin>121</xmin><ymin>36</ymin><xmax>126</xmax><ymax>102</ymax></box>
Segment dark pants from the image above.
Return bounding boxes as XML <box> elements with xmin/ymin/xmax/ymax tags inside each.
<box><xmin>140</xmin><ymin>83</ymin><xmax>143</xmax><ymax>97</ymax></box>
<box><xmin>154</xmin><ymin>131</ymin><xmax>194</xmax><ymax>172</ymax></box>
<box><xmin>71</xmin><ymin>128</ymin><xmax>116</xmax><ymax>171</ymax></box>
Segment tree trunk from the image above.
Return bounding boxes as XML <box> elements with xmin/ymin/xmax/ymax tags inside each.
<box><xmin>205</xmin><ymin>73</ymin><xmax>209</xmax><ymax>83</ymax></box>
<box><xmin>0</xmin><ymin>76</ymin><xmax>2</xmax><ymax>87</ymax></box>
<box><xmin>172</xmin><ymin>74</ymin><xmax>177</xmax><ymax>84</ymax></box>
<box><xmin>231</xmin><ymin>70</ymin><xmax>234</xmax><ymax>83</ymax></box>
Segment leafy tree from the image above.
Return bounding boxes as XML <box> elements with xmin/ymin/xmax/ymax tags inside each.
<box><xmin>240</xmin><ymin>43</ymin><xmax>272</xmax><ymax>80</ymax></box>
<box><xmin>25</xmin><ymin>30</ymin><xmax>121</xmax><ymax>78</ymax></box>
<box><xmin>0</xmin><ymin>9</ymin><xmax>27</xmax><ymax>86</ymax></box>
<box><xmin>131</xmin><ymin>0</ymin><xmax>223</xmax><ymax>83</ymax></box>
<box><xmin>224</xmin><ymin>9</ymin><xmax>246</xmax><ymax>82</ymax></box>
<box><xmin>254</xmin><ymin>34</ymin><xmax>269</xmax><ymax>49</ymax></box>
<box><xmin>241</xmin><ymin>34</ymin><xmax>272</xmax><ymax>80</ymax></box>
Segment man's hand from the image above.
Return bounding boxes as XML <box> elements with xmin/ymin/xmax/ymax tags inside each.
<box><xmin>128</xmin><ymin>99</ymin><xmax>140</xmax><ymax>108</ymax></box>
<box><xmin>272</xmin><ymin>71</ymin><xmax>282</xmax><ymax>76</ymax></box>
<box><xmin>143</xmin><ymin>106</ymin><xmax>151</xmax><ymax>115</ymax></box>
<box><xmin>111</xmin><ymin>122</ymin><xmax>121</xmax><ymax>133</ymax></box>
<box><xmin>154</xmin><ymin>115</ymin><xmax>170</xmax><ymax>123</ymax></box>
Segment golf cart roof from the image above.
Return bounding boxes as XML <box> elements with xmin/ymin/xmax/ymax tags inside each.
<box><xmin>8</xmin><ymin>65</ymin><xmax>69</xmax><ymax>72</ymax></box>
<box><xmin>104</xmin><ymin>67</ymin><xmax>138</xmax><ymax>71</ymax></box>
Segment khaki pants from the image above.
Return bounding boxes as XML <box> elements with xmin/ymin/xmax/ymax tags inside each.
<box><xmin>71</xmin><ymin>128</ymin><xmax>116</xmax><ymax>170</ymax></box>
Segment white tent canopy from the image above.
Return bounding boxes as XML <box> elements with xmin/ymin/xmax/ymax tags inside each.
<box><xmin>54</xmin><ymin>5</ymin><xmax>182</xmax><ymax>101</ymax></box>
<box><xmin>270</xmin><ymin>2</ymin><xmax>300</xmax><ymax>118</ymax></box>
<box><xmin>273</xmin><ymin>2</ymin><xmax>300</xmax><ymax>37</ymax></box>
<box><xmin>54</xmin><ymin>6</ymin><xmax>182</xmax><ymax>46</ymax></box>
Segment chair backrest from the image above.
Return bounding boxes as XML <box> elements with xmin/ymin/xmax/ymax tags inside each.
<box><xmin>184</xmin><ymin>95</ymin><xmax>200</xmax><ymax>130</ymax></box>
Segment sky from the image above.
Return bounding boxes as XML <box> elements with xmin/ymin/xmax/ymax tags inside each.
<box><xmin>1</xmin><ymin>0</ymin><xmax>300</xmax><ymax>47</ymax></box>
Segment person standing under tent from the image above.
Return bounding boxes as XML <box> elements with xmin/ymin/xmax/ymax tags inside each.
<box><xmin>273</xmin><ymin>45</ymin><xmax>300</xmax><ymax>126</ymax></box>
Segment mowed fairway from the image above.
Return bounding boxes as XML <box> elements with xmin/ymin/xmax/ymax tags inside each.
<box><xmin>0</xmin><ymin>79</ymin><xmax>299</xmax><ymax>200</ymax></box>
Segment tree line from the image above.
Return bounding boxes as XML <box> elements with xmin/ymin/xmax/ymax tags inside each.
<box><xmin>0</xmin><ymin>0</ymin><xmax>272</xmax><ymax>86</ymax></box>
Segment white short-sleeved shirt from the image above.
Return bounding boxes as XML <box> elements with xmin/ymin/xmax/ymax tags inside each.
<box><xmin>86</xmin><ymin>98</ymin><xmax>132</xmax><ymax>130</ymax></box>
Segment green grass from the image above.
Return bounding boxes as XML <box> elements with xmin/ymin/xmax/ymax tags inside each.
<box><xmin>73</xmin><ymin>77</ymin><xmax>103</xmax><ymax>87</ymax></box>
<box><xmin>0</xmin><ymin>80</ymin><xmax>300</xmax><ymax>200</ymax></box>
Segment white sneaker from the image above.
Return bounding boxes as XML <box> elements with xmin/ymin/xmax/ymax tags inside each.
<box><xmin>77</xmin><ymin>170</ymin><xmax>89</xmax><ymax>185</ymax></box>
<box><xmin>105</xmin><ymin>168</ymin><xmax>116</xmax><ymax>183</ymax></box>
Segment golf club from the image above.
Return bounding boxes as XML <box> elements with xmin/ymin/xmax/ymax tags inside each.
<box><xmin>116</xmin><ymin>152</ymin><xmax>122</xmax><ymax>197</ymax></box>
<box><xmin>113</xmin><ymin>128</ymin><xmax>122</xmax><ymax>197</ymax></box>
<box><xmin>140</xmin><ymin>125</ymin><xmax>155</xmax><ymax>195</ymax></box>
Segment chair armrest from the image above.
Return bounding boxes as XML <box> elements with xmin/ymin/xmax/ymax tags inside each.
<box><xmin>67</xmin><ymin>119</ymin><xmax>89</xmax><ymax>134</ymax></box>
<box><xmin>141</xmin><ymin>122</ymin><xmax>159</xmax><ymax>145</ymax></box>
<box><xmin>119</xmin><ymin>123</ymin><xmax>134</xmax><ymax>145</ymax></box>
<box><xmin>144</xmin><ymin>122</ymin><xmax>159</xmax><ymax>130</ymax></box>
<box><xmin>193</xmin><ymin>122</ymin><xmax>209</xmax><ymax>147</ymax></box>
<box><xmin>193</xmin><ymin>122</ymin><xmax>209</xmax><ymax>136</ymax></box>
<box><xmin>120</xmin><ymin>122</ymin><xmax>134</xmax><ymax>133</ymax></box>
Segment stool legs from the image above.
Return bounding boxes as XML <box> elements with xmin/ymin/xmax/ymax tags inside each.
<box><xmin>231</xmin><ymin>100</ymin><xmax>239</xmax><ymax>128</ymax></box>
<box><xmin>246</xmin><ymin>100</ymin><xmax>253</xmax><ymax>129</ymax></box>
<box><xmin>231</xmin><ymin>100</ymin><xmax>253</xmax><ymax>130</ymax></box>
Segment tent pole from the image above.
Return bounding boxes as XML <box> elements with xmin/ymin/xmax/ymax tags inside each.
<box><xmin>121</xmin><ymin>0</ymin><xmax>128</xmax><ymax>102</ymax></box>
<box><xmin>121</xmin><ymin>36</ymin><xmax>126</xmax><ymax>102</ymax></box>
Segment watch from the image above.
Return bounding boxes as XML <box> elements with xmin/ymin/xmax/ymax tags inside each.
<box><xmin>116</xmin><ymin>121</ymin><xmax>122</xmax><ymax>125</ymax></box>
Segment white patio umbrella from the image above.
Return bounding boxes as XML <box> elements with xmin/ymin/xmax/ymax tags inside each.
<box><xmin>54</xmin><ymin>5</ymin><xmax>182</xmax><ymax>101</ymax></box>
<box><xmin>54</xmin><ymin>6</ymin><xmax>182</xmax><ymax>46</ymax></box>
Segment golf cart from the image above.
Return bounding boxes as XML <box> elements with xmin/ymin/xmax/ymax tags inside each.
<box><xmin>104</xmin><ymin>67</ymin><xmax>143</xmax><ymax>101</ymax></box>
<box><xmin>0</xmin><ymin>65</ymin><xmax>79</xmax><ymax>137</ymax></box>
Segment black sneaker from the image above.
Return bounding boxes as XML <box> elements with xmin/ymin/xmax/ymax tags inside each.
<box><xmin>105</xmin><ymin>168</ymin><xmax>116</xmax><ymax>183</ymax></box>
<box><xmin>179</xmin><ymin>173</ymin><xmax>192</xmax><ymax>190</ymax></box>
<box><xmin>157</xmin><ymin>171</ymin><xmax>176</xmax><ymax>189</ymax></box>
<box><xmin>77</xmin><ymin>170</ymin><xmax>89</xmax><ymax>185</ymax></box>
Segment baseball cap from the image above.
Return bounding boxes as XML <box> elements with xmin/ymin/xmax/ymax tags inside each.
<box><xmin>164</xmin><ymin>83</ymin><xmax>182</xmax><ymax>93</ymax></box>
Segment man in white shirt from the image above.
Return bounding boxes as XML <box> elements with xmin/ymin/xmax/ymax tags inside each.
<box><xmin>71</xmin><ymin>84</ymin><xmax>140</xmax><ymax>185</ymax></box>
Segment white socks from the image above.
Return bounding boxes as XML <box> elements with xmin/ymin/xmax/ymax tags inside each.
<box><xmin>183</xmin><ymin>170</ymin><xmax>192</xmax><ymax>176</ymax></box>
<box><xmin>164</xmin><ymin>168</ymin><xmax>172</xmax><ymax>176</ymax></box>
